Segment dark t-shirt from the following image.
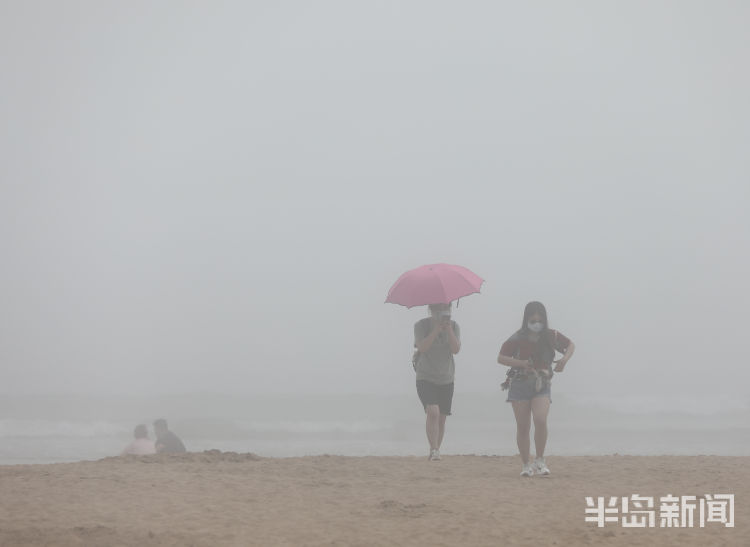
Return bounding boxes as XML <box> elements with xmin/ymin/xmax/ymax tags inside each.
<box><xmin>156</xmin><ymin>430</ymin><xmax>186</xmax><ymax>453</ymax></box>
<box><xmin>499</xmin><ymin>329</ymin><xmax>571</xmax><ymax>369</ymax></box>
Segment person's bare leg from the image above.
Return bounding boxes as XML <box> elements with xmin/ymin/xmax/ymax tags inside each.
<box><xmin>511</xmin><ymin>400</ymin><xmax>532</xmax><ymax>464</ymax></box>
<box><xmin>425</xmin><ymin>405</ymin><xmax>440</xmax><ymax>451</ymax></box>
<box><xmin>531</xmin><ymin>395</ymin><xmax>551</xmax><ymax>459</ymax></box>
<box><xmin>437</xmin><ymin>413</ymin><xmax>447</xmax><ymax>449</ymax></box>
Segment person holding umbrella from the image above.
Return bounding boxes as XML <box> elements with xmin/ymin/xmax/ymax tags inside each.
<box><xmin>386</xmin><ymin>263</ymin><xmax>482</xmax><ymax>462</ymax></box>
<box><xmin>497</xmin><ymin>301</ymin><xmax>575</xmax><ymax>476</ymax></box>
<box><xmin>413</xmin><ymin>302</ymin><xmax>460</xmax><ymax>461</ymax></box>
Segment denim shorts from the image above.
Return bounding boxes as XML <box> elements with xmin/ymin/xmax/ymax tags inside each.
<box><xmin>505</xmin><ymin>374</ymin><xmax>552</xmax><ymax>403</ymax></box>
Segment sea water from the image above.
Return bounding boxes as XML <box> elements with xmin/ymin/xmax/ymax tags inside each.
<box><xmin>1</xmin><ymin>392</ymin><xmax>748</xmax><ymax>464</ymax></box>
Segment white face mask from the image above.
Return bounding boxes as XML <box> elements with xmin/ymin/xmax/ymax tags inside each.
<box><xmin>527</xmin><ymin>321</ymin><xmax>544</xmax><ymax>333</ymax></box>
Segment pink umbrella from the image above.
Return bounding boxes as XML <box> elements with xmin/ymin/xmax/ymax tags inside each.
<box><xmin>385</xmin><ymin>263</ymin><xmax>484</xmax><ymax>308</ymax></box>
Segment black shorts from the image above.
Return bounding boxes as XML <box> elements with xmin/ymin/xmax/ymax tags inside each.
<box><xmin>416</xmin><ymin>380</ymin><xmax>454</xmax><ymax>416</ymax></box>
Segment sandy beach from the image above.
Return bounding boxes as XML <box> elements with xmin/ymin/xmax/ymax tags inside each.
<box><xmin>0</xmin><ymin>452</ymin><xmax>747</xmax><ymax>547</ymax></box>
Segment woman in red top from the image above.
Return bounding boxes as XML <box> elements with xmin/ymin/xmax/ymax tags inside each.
<box><xmin>497</xmin><ymin>301</ymin><xmax>575</xmax><ymax>477</ymax></box>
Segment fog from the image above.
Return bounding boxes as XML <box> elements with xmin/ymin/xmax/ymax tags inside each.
<box><xmin>1</xmin><ymin>0</ymin><xmax>748</xmax><ymax>442</ymax></box>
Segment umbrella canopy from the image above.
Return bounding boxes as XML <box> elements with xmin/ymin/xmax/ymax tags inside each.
<box><xmin>385</xmin><ymin>263</ymin><xmax>484</xmax><ymax>308</ymax></box>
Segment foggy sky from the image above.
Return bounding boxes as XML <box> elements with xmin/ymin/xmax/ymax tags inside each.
<box><xmin>1</xmin><ymin>1</ymin><xmax>748</xmax><ymax>411</ymax></box>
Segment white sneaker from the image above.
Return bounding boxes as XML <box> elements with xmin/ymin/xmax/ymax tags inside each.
<box><xmin>520</xmin><ymin>463</ymin><xmax>534</xmax><ymax>477</ymax></box>
<box><xmin>429</xmin><ymin>449</ymin><xmax>441</xmax><ymax>461</ymax></box>
<box><xmin>534</xmin><ymin>457</ymin><xmax>550</xmax><ymax>475</ymax></box>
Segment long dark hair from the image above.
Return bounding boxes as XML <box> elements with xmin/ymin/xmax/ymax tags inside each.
<box><xmin>521</xmin><ymin>301</ymin><xmax>554</xmax><ymax>366</ymax></box>
<box><xmin>521</xmin><ymin>301</ymin><xmax>548</xmax><ymax>332</ymax></box>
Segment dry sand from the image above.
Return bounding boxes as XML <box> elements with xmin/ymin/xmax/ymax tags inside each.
<box><xmin>0</xmin><ymin>452</ymin><xmax>747</xmax><ymax>547</ymax></box>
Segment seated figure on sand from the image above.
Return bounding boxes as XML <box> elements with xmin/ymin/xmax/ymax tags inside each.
<box><xmin>153</xmin><ymin>418</ymin><xmax>187</xmax><ymax>453</ymax></box>
<box><xmin>120</xmin><ymin>424</ymin><xmax>157</xmax><ymax>456</ymax></box>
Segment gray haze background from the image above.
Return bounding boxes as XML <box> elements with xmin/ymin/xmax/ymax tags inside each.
<box><xmin>1</xmin><ymin>1</ymin><xmax>749</xmax><ymax>425</ymax></box>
